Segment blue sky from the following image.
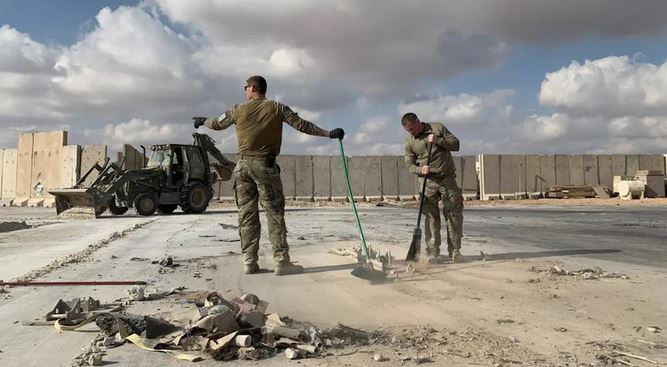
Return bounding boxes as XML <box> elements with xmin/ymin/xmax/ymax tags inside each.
<box><xmin>1</xmin><ymin>0</ymin><xmax>667</xmax><ymax>154</ymax></box>
<box><xmin>0</xmin><ymin>0</ymin><xmax>138</xmax><ymax>44</ymax></box>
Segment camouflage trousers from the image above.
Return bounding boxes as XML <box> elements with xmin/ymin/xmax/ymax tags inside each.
<box><xmin>421</xmin><ymin>176</ymin><xmax>464</xmax><ymax>257</ymax></box>
<box><xmin>233</xmin><ymin>159</ymin><xmax>290</xmax><ymax>265</ymax></box>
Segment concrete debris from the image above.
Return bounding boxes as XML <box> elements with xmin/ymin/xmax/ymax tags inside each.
<box><xmin>128</xmin><ymin>285</ymin><xmax>145</xmax><ymax>301</ymax></box>
<box><xmin>329</xmin><ymin>245</ymin><xmax>394</xmax><ymax>269</ymax></box>
<box><xmin>235</xmin><ymin>335</ymin><xmax>252</xmax><ymax>347</ymax></box>
<box><xmin>645</xmin><ymin>326</ymin><xmax>661</xmax><ymax>333</ymax></box>
<box><xmin>153</xmin><ymin>257</ymin><xmax>179</xmax><ymax>267</ymax></box>
<box><xmin>540</xmin><ymin>264</ymin><xmax>630</xmax><ymax>280</ymax></box>
<box><xmin>285</xmin><ymin>347</ymin><xmax>303</xmax><ymax>359</ymax></box>
<box><xmin>373</xmin><ymin>352</ymin><xmax>386</xmax><ymax>361</ymax></box>
<box><xmin>71</xmin><ymin>334</ymin><xmax>108</xmax><ymax>367</ymax></box>
<box><xmin>412</xmin><ymin>354</ymin><xmax>432</xmax><ymax>364</ymax></box>
<box><xmin>87</xmin><ymin>353</ymin><xmax>103</xmax><ymax>366</ymax></box>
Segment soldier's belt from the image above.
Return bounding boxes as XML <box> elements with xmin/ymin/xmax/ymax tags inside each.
<box><xmin>240</xmin><ymin>154</ymin><xmax>276</xmax><ymax>167</ymax></box>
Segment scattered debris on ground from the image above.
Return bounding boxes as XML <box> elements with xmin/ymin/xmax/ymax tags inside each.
<box><xmin>530</xmin><ymin>264</ymin><xmax>630</xmax><ymax>280</ymax></box>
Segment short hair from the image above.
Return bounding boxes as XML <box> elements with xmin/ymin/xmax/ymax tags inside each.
<box><xmin>246</xmin><ymin>75</ymin><xmax>267</xmax><ymax>94</ymax></box>
<box><xmin>401</xmin><ymin>112</ymin><xmax>419</xmax><ymax>126</ymax></box>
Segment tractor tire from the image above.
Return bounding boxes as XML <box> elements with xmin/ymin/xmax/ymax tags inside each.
<box><xmin>180</xmin><ymin>182</ymin><xmax>210</xmax><ymax>214</ymax></box>
<box><xmin>109</xmin><ymin>200</ymin><xmax>129</xmax><ymax>215</ymax></box>
<box><xmin>157</xmin><ymin>204</ymin><xmax>178</xmax><ymax>214</ymax></box>
<box><xmin>134</xmin><ymin>193</ymin><xmax>157</xmax><ymax>216</ymax></box>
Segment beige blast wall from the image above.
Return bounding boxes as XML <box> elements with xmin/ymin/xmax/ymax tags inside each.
<box><xmin>29</xmin><ymin>131</ymin><xmax>67</xmax><ymax>207</ymax></box>
<box><xmin>0</xmin><ymin>149</ymin><xmax>18</xmax><ymax>206</ymax></box>
<box><xmin>80</xmin><ymin>145</ymin><xmax>108</xmax><ymax>187</ymax></box>
<box><xmin>61</xmin><ymin>145</ymin><xmax>81</xmax><ymax>188</ymax></box>
<box><xmin>13</xmin><ymin>133</ymin><xmax>34</xmax><ymax>206</ymax></box>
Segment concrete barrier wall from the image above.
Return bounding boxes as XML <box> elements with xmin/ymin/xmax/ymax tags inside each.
<box><xmin>80</xmin><ymin>145</ymin><xmax>108</xmax><ymax>187</ymax></box>
<box><xmin>461</xmin><ymin>155</ymin><xmax>478</xmax><ymax>197</ymax></box>
<box><xmin>499</xmin><ymin>155</ymin><xmax>525</xmax><ymax>198</ymax></box>
<box><xmin>555</xmin><ymin>155</ymin><xmax>570</xmax><ymax>186</ymax></box>
<box><xmin>3</xmin><ymin>130</ymin><xmax>667</xmax><ymax>204</ymax></box>
<box><xmin>313</xmin><ymin>155</ymin><xmax>331</xmax><ymax>200</ymax></box>
<box><xmin>295</xmin><ymin>155</ymin><xmax>313</xmax><ymax>200</ymax></box>
<box><xmin>569</xmin><ymin>155</ymin><xmax>585</xmax><ymax>185</ymax></box>
<box><xmin>396</xmin><ymin>158</ymin><xmax>416</xmax><ymax>200</ymax></box>
<box><xmin>478</xmin><ymin>153</ymin><xmax>667</xmax><ymax>199</ymax></box>
<box><xmin>0</xmin><ymin>149</ymin><xmax>18</xmax><ymax>206</ymax></box>
<box><xmin>13</xmin><ymin>133</ymin><xmax>34</xmax><ymax>206</ymax></box>
<box><xmin>479</xmin><ymin>154</ymin><xmax>500</xmax><ymax>200</ymax></box>
<box><xmin>364</xmin><ymin>156</ymin><xmax>382</xmax><ymax>200</ymax></box>
<box><xmin>0</xmin><ymin>150</ymin><xmax>3</xmax><ymax>202</ymax></box>
<box><xmin>0</xmin><ymin>150</ymin><xmax>3</xmax><ymax>204</ymax></box>
<box><xmin>626</xmin><ymin>155</ymin><xmax>640</xmax><ymax>176</ymax></box>
<box><xmin>330</xmin><ymin>155</ymin><xmax>348</xmax><ymax>200</ymax></box>
<box><xmin>381</xmin><ymin>156</ymin><xmax>400</xmax><ymax>200</ymax></box>
<box><xmin>122</xmin><ymin>144</ymin><xmax>145</xmax><ymax>170</ymax></box>
<box><xmin>639</xmin><ymin>154</ymin><xmax>665</xmax><ymax>173</ymax></box>
<box><xmin>525</xmin><ymin>155</ymin><xmax>541</xmax><ymax>193</ymax></box>
<box><xmin>597</xmin><ymin>155</ymin><xmax>612</xmax><ymax>190</ymax></box>
<box><xmin>277</xmin><ymin>155</ymin><xmax>296</xmax><ymax>200</ymax></box>
<box><xmin>61</xmin><ymin>145</ymin><xmax>81</xmax><ymax>188</ymax></box>
<box><xmin>348</xmin><ymin>157</ymin><xmax>364</xmax><ymax>201</ymax></box>
<box><xmin>583</xmin><ymin>155</ymin><xmax>598</xmax><ymax>185</ymax></box>
<box><xmin>29</xmin><ymin>131</ymin><xmax>68</xmax><ymax>207</ymax></box>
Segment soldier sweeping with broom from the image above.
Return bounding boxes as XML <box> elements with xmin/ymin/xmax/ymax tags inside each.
<box><xmin>402</xmin><ymin>112</ymin><xmax>464</xmax><ymax>263</ymax></box>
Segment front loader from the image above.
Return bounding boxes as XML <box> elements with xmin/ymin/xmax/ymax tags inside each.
<box><xmin>49</xmin><ymin>133</ymin><xmax>235</xmax><ymax>218</ymax></box>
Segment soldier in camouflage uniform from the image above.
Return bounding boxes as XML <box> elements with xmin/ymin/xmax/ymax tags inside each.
<box><xmin>402</xmin><ymin>112</ymin><xmax>464</xmax><ymax>263</ymax></box>
<box><xmin>194</xmin><ymin>75</ymin><xmax>345</xmax><ymax>275</ymax></box>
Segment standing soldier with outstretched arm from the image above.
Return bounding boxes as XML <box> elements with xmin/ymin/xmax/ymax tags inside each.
<box><xmin>194</xmin><ymin>75</ymin><xmax>345</xmax><ymax>275</ymax></box>
<box><xmin>402</xmin><ymin>112</ymin><xmax>464</xmax><ymax>263</ymax></box>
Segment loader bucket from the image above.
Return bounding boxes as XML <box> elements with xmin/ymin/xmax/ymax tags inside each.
<box><xmin>49</xmin><ymin>188</ymin><xmax>108</xmax><ymax>218</ymax></box>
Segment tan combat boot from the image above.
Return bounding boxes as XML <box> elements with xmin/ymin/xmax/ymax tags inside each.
<box><xmin>244</xmin><ymin>263</ymin><xmax>260</xmax><ymax>274</ymax></box>
<box><xmin>451</xmin><ymin>249</ymin><xmax>462</xmax><ymax>262</ymax></box>
<box><xmin>274</xmin><ymin>262</ymin><xmax>304</xmax><ymax>276</ymax></box>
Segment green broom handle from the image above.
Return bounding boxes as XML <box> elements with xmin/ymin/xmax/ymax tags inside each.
<box><xmin>337</xmin><ymin>139</ymin><xmax>370</xmax><ymax>260</ymax></box>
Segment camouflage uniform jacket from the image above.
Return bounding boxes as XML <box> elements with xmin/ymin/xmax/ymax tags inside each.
<box><xmin>205</xmin><ymin>97</ymin><xmax>328</xmax><ymax>157</ymax></box>
<box><xmin>404</xmin><ymin>122</ymin><xmax>460</xmax><ymax>179</ymax></box>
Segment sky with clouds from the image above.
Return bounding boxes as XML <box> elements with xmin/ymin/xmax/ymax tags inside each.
<box><xmin>1</xmin><ymin>0</ymin><xmax>667</xmax><ymax>155</ymax></box>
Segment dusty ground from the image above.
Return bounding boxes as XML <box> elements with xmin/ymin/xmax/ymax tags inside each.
<box><xmin>0</xmin><ymin>199</ymin><xmax>665</xmax><ymax>366</ymax></box>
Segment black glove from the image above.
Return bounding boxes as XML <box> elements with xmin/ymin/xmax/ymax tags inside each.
<box><xmin>329</xmin><ymin>128</ymin><xmax>345</xmax><ymax>140</ymax></box>
<box><xmin>192</xmin><ymin>116</ymin><xmax>206</xmax><ymax>129</ymax></box>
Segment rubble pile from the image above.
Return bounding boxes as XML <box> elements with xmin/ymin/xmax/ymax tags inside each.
<box><xmin>45</xmin><ymin>290</ymin><xmax>383</xmax><ymax>365</ymax></box>
<box><xmin>531</xmin><ymin>264</ymin><xmax>630</xmax><ymax>280</ymax></box>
